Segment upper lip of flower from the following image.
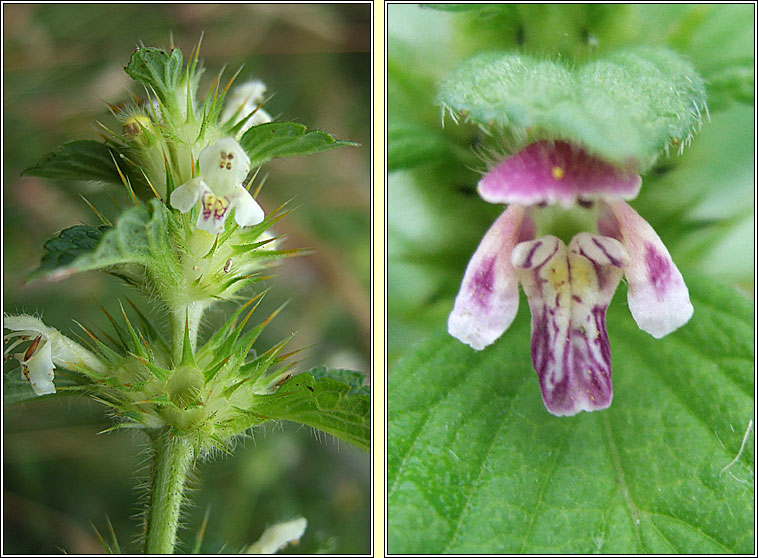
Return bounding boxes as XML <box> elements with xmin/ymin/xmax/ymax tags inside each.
<box><xmin>478</xmin><ymin>140</ymin><xmax>642</xmax><ymax>208</ymax></box>
<box><xmin>448</xmin><ymin>140</ymin><xmax>693</xmax><ymax>416</ymax></box>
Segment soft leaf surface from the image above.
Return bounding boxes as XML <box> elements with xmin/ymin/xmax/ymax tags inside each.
<box><xmin>250</xmin><ymin>367</ymin><xmax>370</xmax><ymax>452</ymax></box>
<box><xmin>437</xmin><ymin>47</ymin><xmax>707</xmax><ymax>171</ymax></box>
<box><xmin>239</xmin><ymin>122</ymin><xmax>358</xmax><ymax>168</ymax></box>
<box><xmin>34</xmin><ymin>224</ymin><xmax>110</xmax><ymax>274</ymax></box>
<box><xmin>388</xmin><ymin>276</ymin><xmax>753</xmax><ymax>553</ymax></box>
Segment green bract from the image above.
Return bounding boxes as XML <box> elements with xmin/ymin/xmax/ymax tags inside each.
<box><xmin>437</xmin><ymin>47</ymin><xmax>707</xmax><ymax>171</ymax></box>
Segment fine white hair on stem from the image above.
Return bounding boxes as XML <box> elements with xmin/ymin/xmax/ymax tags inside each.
<box><xmin>721</xmin><ymin>419</ymin><xmax>753</xmax><ymax>473</ymax></box>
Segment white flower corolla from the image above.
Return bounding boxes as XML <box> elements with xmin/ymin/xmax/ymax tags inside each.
<box><xmin>170</xmin><ymin>137</ymin><xmax>264</xmax><ymax>234</ymax></box>
<box><xmin>4</xmin><ymin>315</ymin><xmax>107</xmax><ymax>396</ymax></box>
<box><xmin>245</xmin><ymin>517</ymin><xmax>307</xmax><ymax>554</ymax></box>
<box><xmin>222</xmin><ymin>80</ymin><xmax>272</xmax><ymax>136</ymax></box>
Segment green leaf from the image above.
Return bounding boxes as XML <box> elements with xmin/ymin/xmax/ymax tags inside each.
<box><xmin>308</xmin><ymin>366</ymin><xmax>371</xmax><ymax>397</ymax></box>
<box><xmin>250</xmin><ymin>367</ymin><xmax>370</xmax><ymax>452</ymax></box>
<box><xmin>35</xmin><ymin>224</ymin><xmax>110</xmax><ymax>273</ymax></box>
<box><xmin>388</xmin><ymin>123</ymin><xmax>449</xmax><ymax>172</ymax></box>
<box><xmin>239</xmin><ymin>122</ymin><xmax>358</xmax><ymax>168</ymax></box>
<box><xmin>3</xmin><ymin>369</ymin><xmax>88</xmax><ymax>405</ymax></box>
<box><xmin>437</xmin><ymin>47</ymin><xmax>707</xmax><ymax>171</ymax></box>
<box><xmin>124</xmin><ymin>46</ymin><xmax>184</xmax><ymax>108</ymax></box>
<box><xmin>3</xmin><ymin>371</ymin><xmax>44</xmax><ymax>405</ymax></box>
<box><xmin>31</xmin><ymin>199</ymin><xmax>172</xmax><ymax>280</ymax></box>
<box><xmin>706</xmin><ymin>61</ymin><xmax>754</xmax><ymax>108</ymax></box>
<box><xmin>23</xmin><ymin>140</ymin><xmax>145</xmax><ymax>189</ymax></box>
<box><xmin>423</xmin><ymin>4</ymin><xmax>504</xmax><ymax>13</ymax></box>
<box><xmin>388</xmin><ymin>276</ymin><xmax>753</xmax><ymax>553</ymax></box>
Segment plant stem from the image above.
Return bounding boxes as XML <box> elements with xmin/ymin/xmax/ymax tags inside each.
<box><xmin>143</xmin><ymin>429</ymin><xmax>194</xmax><ymax>554</ymax></box>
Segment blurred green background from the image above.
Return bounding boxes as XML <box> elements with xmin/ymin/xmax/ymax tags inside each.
<box><xmin>388</xmin><ymin>3</ymin><xmax>754</xmax><ymax>365</ymax></box>
<box><xmin>4</xmin><ymin>3</ymin><xmax>370</xmax><ymax>554</ymax></box>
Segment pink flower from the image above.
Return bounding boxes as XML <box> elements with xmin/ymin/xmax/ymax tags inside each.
<box><xmin>448</xmin><ymin>141</ymin><xmax>693</xmax><ymax>416</ymax></box>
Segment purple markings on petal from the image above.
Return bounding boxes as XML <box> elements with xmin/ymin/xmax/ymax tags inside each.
<box><xmin>600</xmin><ymin>200</ymin><xmax>693</xmax><ymax>339</ymax></box>
<box><xmin>644</xmin><ymin>242</ymin><xmax>672</xmax><ymax>297</ymax></box>
<box><xmin>514</xmin><ymin>233</ymin><xmax>627</xmax><ymax>416</ymax></box>
<box><xmin>478</xmin><ymin>141</ymin><xmax>641</xmax><ymax>208</ymax></box>
<box><xmin>470</xmin><ymin>256</ymin><xmax>496</xmax><ymax>309</ymax></box>
<box><xmin>448</xmin><ymin>205</ymin><xmax>535</xmax><ymax>351</ymax></box>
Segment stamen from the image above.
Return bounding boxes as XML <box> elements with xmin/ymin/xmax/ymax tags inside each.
<box><xmin>24</xmin><ymin>335</ymin><xmax>43</xmax><ymax>361</ymax></box>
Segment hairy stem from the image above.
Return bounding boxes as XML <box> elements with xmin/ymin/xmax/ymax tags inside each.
<box><xmin>143</xmin><ymin>429</ymin><xmax>194</xmax><ymax>554</ymax></box>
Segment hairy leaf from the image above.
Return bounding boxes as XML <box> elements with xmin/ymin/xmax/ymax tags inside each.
<box><xmin>388</xmin><ymin>276</ymin><xmax>753</xmax><ymax>553</ymax></box>
<box><xmin>239</xmin><ymin>122</ymin><xmax>358</xmax><ymax>168</ymax></box>
<box><xmin>35</xmin><ymin>225</ymin><xmax>110</xmax><ymax>273</ymax></box>
<box><xmin>438</xmin><ymin>47</ymin><xmax>707</xmax><ymax>171</ymax></box>
<box><xmin>31</xmin><ymin>200</ymin><xmax>172</xmax><ymax>280</ymax></box>
<box><xmin>124</xmin><ymin>46</ymin><xmax>184</xmax><ymax>107</ymax></box>
<box><xmin>309</xmin><ymin>366</ymin><xmax>371</xmax><ymax>397</ymax></box>
<box><xmin>249</xmin><ymin>367</ymin><xmax>370</xmax><ymax>452</ymax></box>
<box><xmin>22</xmin><ymin>140</ymin><xmax>146</xmax><ymax>191</ymax></box>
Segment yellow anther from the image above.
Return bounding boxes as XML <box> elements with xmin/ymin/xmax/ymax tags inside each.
<box><xmin>551</xmin><ymin>166</ymin><xmax>565</xmax><ymax>180</ymax></box>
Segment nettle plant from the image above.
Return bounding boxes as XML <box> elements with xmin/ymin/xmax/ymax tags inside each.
<box><xmin>4</xmin><ymin>42</ymin><xmax>369</xmax><ymax>554</ymax></box>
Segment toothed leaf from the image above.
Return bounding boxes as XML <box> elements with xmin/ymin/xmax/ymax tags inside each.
<box><xmin>245</xmin><ymin>367</ymin><xmax>370</xmax><ymax>452</ymax></box>
<box><xmin>239</xmin><ymin>122</ymin><xmax>358</xmax><ymax>168</ymax></box>
<box><xmin>23</xmin><ymin>140</ymin><xmax>148</xmax><ymax>191</ymax></box>
<box><xmin>30</xmin><ymin>200</ymin><xmax>174</xmax><ymax>280</ymax></box>
<box><xmin>388</xmin><ymin>277</ymin><xmax>753</xmax><ymax>553</ymax></box>
<box><xmin>34</xmin><ymin>225</ymin><xmax>110</xmax><ymax>273</ymax></box>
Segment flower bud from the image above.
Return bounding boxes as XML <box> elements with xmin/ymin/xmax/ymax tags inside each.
<box><xmin>123</xmin><ymin>115</ymin><xmax>157</xmax><ymax>147</ymax></box>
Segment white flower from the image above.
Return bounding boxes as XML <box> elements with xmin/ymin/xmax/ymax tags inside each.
<box><xmin>4</xmin><ymin>315</ymin><xmax>107</xmax><ymax>396</ymax></box>
<box><xmin>222</xmin><ymin>80</ymin><xmax>273</xmax><ymax>137</ymax></box>
<box><xmin>245</xmin><ymin>517</ymin><xmax>307</xmax><ymax>554</ymax></box>
<box><xmin>170</xmin><ymin>137</ymin><xmax>265</xmax><ymax>234</ymax></box>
